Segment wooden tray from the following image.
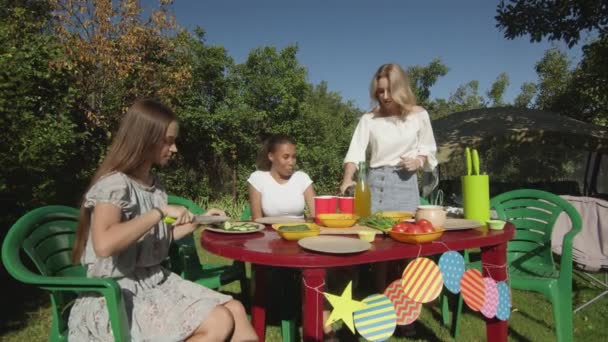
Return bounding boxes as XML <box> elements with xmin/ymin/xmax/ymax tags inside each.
<box><xmin>443</xmin><ymin>218</ymin><xmax>484</xmax><ymax>230</ymax></box>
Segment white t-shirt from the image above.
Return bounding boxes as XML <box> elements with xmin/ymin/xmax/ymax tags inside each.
<box><xmin>343</xmin><ymin>110</ymin><xmax>438</xmax><ymax>171</ymax></box>
<box><xmin>247</xmin><ymin>170</ymin><xmax>313</xmax><ymax>218</ymax></box>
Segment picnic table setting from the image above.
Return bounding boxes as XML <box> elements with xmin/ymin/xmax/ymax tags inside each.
<box><xmin>199</xmin><ymin>147</ymin><xmax>520</xmax><ymax>342</ymax></box>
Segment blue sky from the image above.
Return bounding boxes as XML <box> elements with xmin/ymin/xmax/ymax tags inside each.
<box><xmin>168</xmin><ymin>0</ymin><xmax>581</xmax><ymax>111</ymax></box>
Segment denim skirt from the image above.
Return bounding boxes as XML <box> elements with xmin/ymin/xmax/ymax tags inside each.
<box><xmin>368</xmin><ymin>166</ymin><xmax>420</xmax><ymax>213</ymax></box>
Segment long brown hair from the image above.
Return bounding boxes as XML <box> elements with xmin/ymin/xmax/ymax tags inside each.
<box><xmin>72</xmin><ymin>99</ymin><xmax>177</xmax><ymax>263</ymax></box>
<box><xmin>255</xmin><ymin>134</ymin><xmax>296</xmax><ymax>171</ymax></box>
<box><xmin>369</xmin><ymin>63</ymin><xmax>417</xmax><ymax>117</ymax></box>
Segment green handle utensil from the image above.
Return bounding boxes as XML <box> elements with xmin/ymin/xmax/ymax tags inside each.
<box><xmin>465</xmin><ymin>147</ymin><xmax>472</xmax><ymax>176</ymax></box>
<box><xmin>472</xmin><ymin>149</ymin><xmax>480</xmax><ymax>175</ymax></box>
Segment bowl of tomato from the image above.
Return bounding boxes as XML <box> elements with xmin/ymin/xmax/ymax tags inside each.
<box><xmin>388</xmin><ymin>219</ymin><xmax>444</xmax><ymax>243</ymax></box>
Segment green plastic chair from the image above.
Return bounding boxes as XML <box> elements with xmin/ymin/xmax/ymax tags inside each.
<box><xmin>450</xmin><ymin>189</ymin><xmax>582</xmax><ymax>342</ymax></box>
<box><xmin>167</xmin><ymin>195</ymin><xmax>250</xmax><ymax>306</ymax></box>
<box><xmin>1</xmin><ymin>206</ymin><xmax>130</xmax><ymax>342</ymax></box>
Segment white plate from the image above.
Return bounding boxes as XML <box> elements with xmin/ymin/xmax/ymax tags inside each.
<box><xmin>204</xmin><ymin>222</ymin><xmax>265</xmax><ymax>234</ymax></box>
<box><xmin>298</xmin><ymin>236</ymin><xmax>371</xmax><ymax>254</ymax></box>
<box><xmin>443</xmin><ymin>218</ymin><xmax>483</xmax><ymax>230</ymax></box>
<box><xmin>254</xmin><ymin>216</ymin><xmax>306</xmax><ymax>225</ymax></box>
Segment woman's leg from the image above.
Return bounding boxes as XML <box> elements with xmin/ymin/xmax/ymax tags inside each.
<box><xmin>186</xmin><ymin>305</ymin><xmax>235</xmax><ymax>342</ymax></box>
<box><xmin>224</xmin><ymin>300</ymin><xmax>258</xmax><ymax>342</ymax></box>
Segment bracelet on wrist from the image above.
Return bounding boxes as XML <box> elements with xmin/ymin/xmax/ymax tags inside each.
<box><xmin>152</xmin><ymin>207</ymin><xmax>165</xmax><ymax>221</ymax></box>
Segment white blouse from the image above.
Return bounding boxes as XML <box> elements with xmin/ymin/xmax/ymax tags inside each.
<box><xmin>247</xmin><ymin>170</ymin><xmax>313</xmax><ymax>218</ymax></box>
<box><xmin>343</xmin><ymin>110</ymin><xmax>438</xmax><ymax>171</ymax></box>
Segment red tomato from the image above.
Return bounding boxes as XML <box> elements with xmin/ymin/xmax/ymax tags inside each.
<box><xmin>416</xmin><ymin>219</ymin><xmax>435</xmax><ymax>233</ymax></box>
<box><xmin>404</xmin><ymin>223</ymin><xmax>424</xmax><ymax>234</ymax></box>
<box><xmin>391</xmin><ymin>222</ymin><xmax>409</xmax><ymax>233</ymax></box>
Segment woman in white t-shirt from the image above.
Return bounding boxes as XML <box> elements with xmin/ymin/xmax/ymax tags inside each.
<box><xmin>340</xmin><ymin>63</ymin><xmax>438</xmax><ymax>213</ymax></box>
<box><xmin>248</xmin><ymin>134</ymin><xmax>315</xmax><ymax>219</ymax></box>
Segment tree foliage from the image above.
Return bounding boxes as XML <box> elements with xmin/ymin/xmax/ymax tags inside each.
<box><xmin>496</xmin><ymin>0</ymin><xmax>608</xmax><ymax>48</ymax></box>
<box><xmin>496</xmin><ymin>0</ymin><xmax>608</xmax><ymax>125</ymax></box>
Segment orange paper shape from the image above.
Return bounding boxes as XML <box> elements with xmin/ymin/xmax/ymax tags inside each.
<box><xmin>401</xmin><ymin>257</ymin><xmax>443</xmax><ymax>303</ymax></box>
<box><xmin>384</xmin><ymin>279</ymin><xmax>421</xmax><ymax>325</ymax></box>
<box><xmin>460</xmin><ymin>269</ymin><xmax>486</xmax><ymax>311</ymax></box>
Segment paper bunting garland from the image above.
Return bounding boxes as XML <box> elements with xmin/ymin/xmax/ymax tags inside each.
<box><xmin>480</xmin><ymin>277</ymin><xmax>499</xmax><ymax>318</ymax></box>
<box><xmin>438</xmin><ymin>251</ymin><xmax>466</xmax><ymax>294</ymax></box>
<box><xmin>496</xmin><ymin>281</ymin><xmax>511</xmax><ymax>320</ymax></box>
<box><xmin>323</xmin><ymin>281</ymin><xmax>367</xmax><ymax>333</ymax></box>
<box><xmin>383</xmin><ymin>279</ymin><xmax>421</xmax><ymax>325</ymax></box>
<box><xmin>460</xmin><ymin>269</ymin><xmax>486</xmax><ymax>311</ymax></box>
<box><xmin>401</xmin><ymin>257</ymin><xmax>443</xmax><ymax>303</ymax></box>
<box><xmin>353</xmin><ymin>294</ymin><xmax>397</xmax><ymax>342</ymax></box>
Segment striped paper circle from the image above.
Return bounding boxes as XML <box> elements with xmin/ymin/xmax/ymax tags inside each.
<box><xmin>496</xmin><ymin>281</ymin><xmax>511</xmax><ymax>321</ymax></box>
<box><xmin>401</xmin><ymin>257</ymin><xmax>443</xmax><ymax>303</ymax></box>
<box><xmin>383</xmin><ymin>279</ymin><xmax>422</xmax><ymax>325</ymax></box>
<box><xmin>438</xmin><ymin>251</ymin><xmax>466</xmax><ymax>294</ymax></box>
<box><xmin>460</xmin><ymin>269</ymin><xmax>486</xmax><ymax>311</ymax></box>
<box><xmin>353</xmin><ymin>294</ymin><xmax>397</xmax><ymax>342</ymax></box>
<box><xmin>480</xmin><ymin>277</ymin><xmax>499</xmax><ymax>318</ymax></box>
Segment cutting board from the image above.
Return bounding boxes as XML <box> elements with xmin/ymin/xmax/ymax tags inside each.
<box><xmin>319</xmin><ymin>224</ymin><xmax>380</xmax><ymax>235</ymax></box>
<box><xmin>443</xmin><ymin>218</ymin><xmax>484</xmax><ymax>230</ymax></box>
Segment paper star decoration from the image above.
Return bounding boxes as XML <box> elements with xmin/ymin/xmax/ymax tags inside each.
<box><xmin>323</xmin><ymin>281</ymin><xmax>367</xmax><ymax>333</ymax></box>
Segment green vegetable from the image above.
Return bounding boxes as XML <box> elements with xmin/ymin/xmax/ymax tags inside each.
<box><xmin>359</xmin><ymin>214</ymin><xmax>398</xmax><ymax>232</ymax></box>
<box><xmin>278</xmin><ymin>224</ymin><xmax>310</xmax><ymax>232</ymax></box>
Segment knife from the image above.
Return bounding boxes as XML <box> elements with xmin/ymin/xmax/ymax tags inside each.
<box><xmin>472</xmin><ymin>149</ymin><xmax>480</xmax><ymax>175</ymax></box>
<box><xmin>465</xmin><ymin>147</ymin><xmax>472</xmax><ymax>176</ymax></box>
<box><xmin>163</xmin><ymin>215</ymin><xmax>230</xmax><ymax>225</ymax></box>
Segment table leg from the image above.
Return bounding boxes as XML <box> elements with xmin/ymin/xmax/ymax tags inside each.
<box><xmin>302</xmin><ymin>268</ymin><xmax>326</xmax><ymax>342</ymax></box>
<box><xmin>251</xmin><ymin>264</ymin><xmax>268</xmax><ymax>341</ymax></box>
<box><xmin>481</xmin><ymin>242</ymin><xmax>508</xmax><ymax>342</ymax></box>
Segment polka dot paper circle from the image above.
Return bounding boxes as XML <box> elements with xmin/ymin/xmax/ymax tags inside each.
<box><xmin>496</xmin><ymin>281</ymin><xmax>511</xmax><ymax>321</ymax></box>
<box><xmin>460</xmin><ymin>269</ymin><xmax>486</xmax><ymax>311</ymax></box>
<box><xmin>401</xmin><ymin>257</ymin><xmax>444</xmax><ymax>303</ymax></box>
<box><xmin>438</xmin><ymin>251</ymin><xmax>465</xmax><ymax>294</ymax></box>
<box><xmin>480</xmin><ymin>277</ymin><xmax>499</xmax><ymax>318</ymax></box>
<box><xmin>353</xmin><ymin>294</ymin><xmax>397</xmax><ymax>342</ymax></box>
<box><xmin>383</xmin><ymin>279</ymin><xmax>421</xmax><ymax>325</ymax></box>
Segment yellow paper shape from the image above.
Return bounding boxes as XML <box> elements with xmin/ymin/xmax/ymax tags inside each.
<box><xmin>323</xmin><ymin>281</ymin><xmax>367</xmax><ymax>333</ymax></box>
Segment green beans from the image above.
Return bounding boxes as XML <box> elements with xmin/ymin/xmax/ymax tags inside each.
<box><xmin>359</xmin><ymin>215</ymin><xmax>398</xmax><ymax>232</ymax></box>
<box><xmin>277</xmin><ymin>224</ymin><xmax>310</xmax><ymax>232</ymax></box>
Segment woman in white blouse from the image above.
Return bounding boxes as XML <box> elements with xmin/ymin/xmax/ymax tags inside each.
<box><xmin>340</xmin><ymin>63</ymin><xmax>438</xmax><ymax>213</ymax></box>
<box><xmin>248</xmin><ymin>134</ymin><xmax>315</xmax><ymax>220</ymax></box>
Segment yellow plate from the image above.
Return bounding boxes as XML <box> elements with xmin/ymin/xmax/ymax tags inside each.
<box><xmin>378</xmin><ymin>211</ymin><xmax>415</xmax><ymax>221</ymax></box>
<box><xmin>388</xmin><ymin>228</ymin><xmax>444</xmax><ymax>244</ymax></box>
<box><xmin>316</xmin><ymin>213</ymin><xmax>360</xmax><ymax>228</ymax></box>
<box><xmin>272</xmin><ymin>223</ymin><xmax>320</xmax><ymax>241</ymax></box>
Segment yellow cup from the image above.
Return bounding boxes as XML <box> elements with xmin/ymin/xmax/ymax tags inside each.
<box><xmin>358</xmin><ymin>231</ymin><xmax>376</xmax><ymax>242</ymax></box>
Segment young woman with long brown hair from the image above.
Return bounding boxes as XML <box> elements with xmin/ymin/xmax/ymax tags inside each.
<box><xmin>69</xmin><ymin>99</ymin><xmax>257</xmax><ymax>341</ymax></box>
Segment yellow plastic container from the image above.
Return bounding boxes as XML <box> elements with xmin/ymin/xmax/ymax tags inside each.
<box><xmin>316</xmin><ymin>213</ymin><xmax>360</xmax><ymax>228</ymax></box>
<box><xmin>461</xmin><ymin>175</ymin><xmax>490</xmax><ymax>224</ymax></box>
<box><xmin>358</xmin><ymin>231</ymin><xmax>377</xmax><ymax>242</ymax></box>
<box><xmin>272</xmin><ymin>223</ymin><xmax>320</xmax><ymax>241</ymax></box>
<box><xmin>388</xmin><ymin>229</ymin><xmax>444</xmax><ymax>244</ymax></box>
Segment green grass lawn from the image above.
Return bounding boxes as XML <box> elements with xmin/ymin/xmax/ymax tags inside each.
<box><xmin>2</xmin><ymin>232</ymin><xmax>607</xmax><ymax>341</ymax></box>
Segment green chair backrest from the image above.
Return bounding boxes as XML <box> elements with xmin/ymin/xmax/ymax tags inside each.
<box><xmin>491</xmin><ymin>189</ymin><xmax>582</xmax><ymax>269</ymax></box>
<box><xmin>2</xmin><ymin>205</ymin><xmax>83</xmax><ymax>340</ymax></box>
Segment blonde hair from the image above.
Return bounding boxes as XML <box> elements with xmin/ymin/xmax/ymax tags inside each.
<box><xmin>72</xmin><ymin>99</ymin><xmax>177</xmax><ymax>263</ymax></box>
<box><xmin>369</xmin><ymin>63</ymin><xmax>417</xmax><ymax>117</ymax></box>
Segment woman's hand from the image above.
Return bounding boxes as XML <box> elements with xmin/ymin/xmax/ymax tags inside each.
<box><xmin>339</xmin><ymin>180</ymin><xmax>357</xmax><ymax>195</ymax></box>
<box><xmin>204</xmin><ymin>208</ymin><xmax>226</xmax><ymax>217</ymax></box>
<box><xmin>161</xmin><ymin>205</ymin><xmax>194</xmax><ymax>225</ymax></box>
<box><xmin>399</xmin><ymin>156</ymin><xmax>424</xmax><ymax>172</ymax></box>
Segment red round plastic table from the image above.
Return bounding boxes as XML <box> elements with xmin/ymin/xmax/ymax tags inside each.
<box><xmin>201</xmin><ymin>223</ymin><xmax>514</xmax><ymax>342</ymax></box>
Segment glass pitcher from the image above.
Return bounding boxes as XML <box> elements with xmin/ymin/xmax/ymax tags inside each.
<box><xmin>354</xmin><ymin>161</ymin><xmax>371</xmax><ymax>217</ymax></box>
